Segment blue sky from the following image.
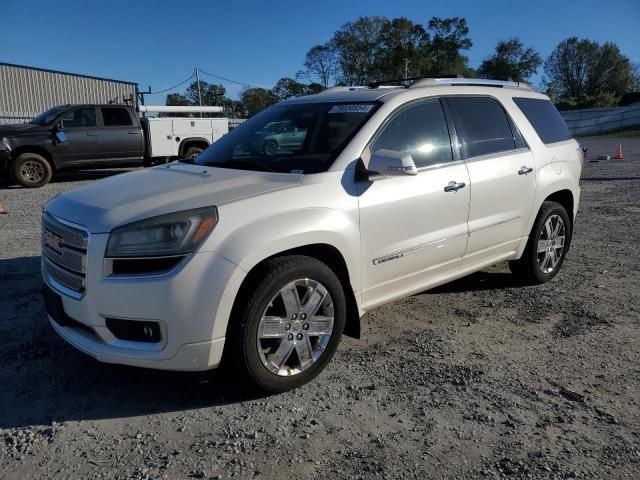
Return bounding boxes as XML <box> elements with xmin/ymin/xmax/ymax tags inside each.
<box><xmin>3</xmin><ymin>0</ymin><xmax>639</xmax><ymax>102</ymax></box>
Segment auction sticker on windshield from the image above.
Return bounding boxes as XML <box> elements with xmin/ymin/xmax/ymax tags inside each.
<box><xmin>328</xmin><ymin>104</ymin><xmax>374</xmax><ymax>114</ymax></box>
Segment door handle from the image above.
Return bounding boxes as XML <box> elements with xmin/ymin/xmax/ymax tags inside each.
<box><xmin>128</xmin><ymin>131</ymin><xmax>140</xmax><ymax>135</ymax></box>
<box><xmin>518</xmin><ymin>166</ymin><xmax>533</xmax><ymax>175</ymax></box>
<box><xmin>444</xmin><ymin>181</ymin><xmax>466</xmax><ymax>192</ymax></box>
<box><xmin>86</xmin><ymin>132</ymin><xmax>99</xmax><ymax>136</ymax></box>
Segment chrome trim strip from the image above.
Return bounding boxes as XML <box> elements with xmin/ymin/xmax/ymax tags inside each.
<box><xmin>469</xmin><ymin>216</ymin><xmax>521</xmax><ymax>235</ymax></box>
<box><xmin>373</xmin><ymin>232</ymin><xmax>467</xmax><ymax>265</ymax></box>
<box><xmin>463</xmin><ymin>147</ymin><xmax>531</xmax><ymax>164</ymax></box>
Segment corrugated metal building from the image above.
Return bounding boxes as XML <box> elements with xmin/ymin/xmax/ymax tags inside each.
<box><xmin>0</xmin><ymin>62</ymin><xmax>138</xmax><ymax>124</ymax></box>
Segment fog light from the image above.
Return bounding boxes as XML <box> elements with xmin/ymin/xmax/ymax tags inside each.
<box><xmin>105</xmin><ymin>318</ymin><xmax>161</xmax><ymax>343</ymax></box>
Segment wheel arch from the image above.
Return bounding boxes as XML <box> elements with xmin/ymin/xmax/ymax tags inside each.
<box><xmin>10</xmin><ymin>146</ymin><xmax>56</xmax><ymax>170</ymax></box>
<box><xmin>228</xmin><ymin>243</ymin><xmax>361</xmax><ymax>340</ymax></box>
<box><xmin>178</xmin><ymin>137</ymin><xmax>209</xmax><ymax>157</ymax></box>
<box><xmin>544</xmin><ymin>189</ymin><xmax>574</xmax><ymax>224</ymax></box>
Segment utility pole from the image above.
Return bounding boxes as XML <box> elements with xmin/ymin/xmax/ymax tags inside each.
<box><xmin>195</xmin><ymin>67</ymin><xmax>203</xmax><ymax>117</ymax></box>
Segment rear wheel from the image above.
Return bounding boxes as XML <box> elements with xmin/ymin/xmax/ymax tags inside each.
<box><xmin>183</xmin><ymin>146</ymin><xmax>203</xmax><ymax>160</ymax></box>
<box><xmin>225</xmin><ymin>255</ymin><xmax>346</xmax><ymax>392</ymax></box>
<box><xmin>12</xmin><ymin>153</ymin><xmax>53</xmax><ymax>188</ymax></box>
<box><xmin>263</xmin><ymin>140</ymin><xmax>278</xmax><ymax>156</ymax></box>
<box><xmin>509</xmin><ymin>201</ymin><xmax>572</xmax><ymax>284</ymax></box>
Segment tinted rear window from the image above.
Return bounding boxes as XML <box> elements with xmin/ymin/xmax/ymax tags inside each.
<box><xmin>447</xmin><ymin>96</ymin><xmax>517</xmax><ymax>158</ymax></box>
<box><xmin>101</xmin><ymin>108</ymin><xmax>133</xmax><ymax>127</ymax></box>
<box><xmin>513</xmin><ymin>97</ymin><xmax>571</xmax><ymax>144</ymax></box>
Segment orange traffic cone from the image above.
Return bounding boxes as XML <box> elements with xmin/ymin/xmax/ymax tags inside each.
<box><xmin>613</xmin><ymin>143</ymin><xmax>623</xmax><ymax>160</ymax></box>
<box><xmin>0</xmin><ymin>201</ymin><xmax>6</xmax><ymax>214</ymax></box>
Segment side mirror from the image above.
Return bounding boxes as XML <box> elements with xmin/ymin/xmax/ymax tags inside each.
<box><xmin>54</xmin><ymin>130</ymin><xmax>68</xmax><ymax>145</ymax></box>
<box><xmin>367</xmin><ymin>149</ymin><xmax>418</xmax><ymax>179</ymax></box>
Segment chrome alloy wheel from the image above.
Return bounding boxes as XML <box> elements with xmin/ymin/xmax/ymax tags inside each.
<box><xmin>257</xmin><ymin>278</ymin><xmax>334</xmax><ymax>376</ymax></box>
<box><xmin>537</xmin><ymin>214</ymin><xmax>566</xmax><ymax>274</ymax></box>
<box><xmin>20</xmin><ymin>160</ymin><xmax>45</xmax><ymax>183</ymax></box>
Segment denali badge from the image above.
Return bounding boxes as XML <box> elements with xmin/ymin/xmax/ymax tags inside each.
<box><xmin>373</xmin><ymin>252</ymin><xmax>404</xmax><ymax>265</ymax></box>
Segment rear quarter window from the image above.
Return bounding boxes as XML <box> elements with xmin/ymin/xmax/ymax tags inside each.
<box><xmin>513</xmin><ymin>97</ymin><xmax>571</xmax><ymax>144</ymax></box>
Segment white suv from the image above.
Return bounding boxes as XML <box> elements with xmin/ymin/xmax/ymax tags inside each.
<box><xmin>42</xmin><ymin>78</ymin><xmax>582</xmax><ymax>392</ymax></box>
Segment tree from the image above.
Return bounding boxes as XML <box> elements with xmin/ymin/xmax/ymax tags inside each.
<box><xmin>376</xmin><ymin>17</ymin><xmax>431</xmax><ymax>80</ymax></box>
<box><xmin>544</xmin><ymin>37</ymin><xmax>636</xmax><ymax>108</ymax></box>
<box><xmin>240</xmin><ymin>87</ymin><xmax>279</xmax><ymax>117</ymax></box>
<box><xmin>304</xmin><ymin>83</ymin><xmax>325</xmax><ymax>95</ymax></box>
<box><xmin>165</xmin><ymin>93</ymin><xmax>190</xmax><ymax>106</ymax></box>
<box><xmin>302</xmin><ymin>43</ymin><xmax>339</xmax><ymax>87</ymax></box>
<box><xmin>427</xmin><ymin>17</ymin><xmax>472</xmax><ymax>76</ymax></box>
<box><xmin>332</xmin><ymin>16</ymin><xmax>386</xmax><ymax>85</ymax></box>
<box><xmin>478</xmin><ymin>38</ymin><xmax>542</xmax><ymax>82</ymax></box>
<box><xmin>162</xmin><ymin>93</ymin><xmax>190</xmax><ymax>117</ymax></box>
<box><xmin>272</xmin><ymin>77</ymin><xmax>306</xmax><ymax>99</ymax></box>
<box><xmin>185</xmin><ymin>81</ymin><xmax>226</xmax><ymax>106</ymax></box>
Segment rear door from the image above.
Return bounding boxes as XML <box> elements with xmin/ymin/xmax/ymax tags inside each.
<box><xmin>98</xmin><ymin>107</ymin><xmax>144</xmax><ymax>162</ymax></box>
<box><xmin>445</xmin><ymin>96</ymin><xmax>536</xmax><ymax>266</ymax></box>
<box><xmin>358</xmin><ymin>98</ymin><xmax>470</xmax><ymax>307</ymax></box>
<box><xmin>55</xmin><ymin>107</ymin><xmax>103</xmax><ymax>164</ymax></box>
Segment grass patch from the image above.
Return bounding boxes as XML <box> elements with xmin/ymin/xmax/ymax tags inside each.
<box><xmin>587</xmin><ymin>127</ymin><xmax>640</xmax><ymax>138</ymax></box>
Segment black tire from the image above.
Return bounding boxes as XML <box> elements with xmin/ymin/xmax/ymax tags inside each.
<box><xmin>263</xmin><ymin>140</ymin><xmax>278</xmax><ymax>156</ymax></box>
<box><xmin>12</xmin><ymin>153</ymin><xmax>53</xmax><ymax>188</ymax></box>
<box><xmin>509</xmin><ymin>201</ymin><xmax>572</xmax><ymax>285</ymax></box>
<box><xmin>224</xmin><ymin>255</ymin><xmax>346</xmax><ymax>393</ymax></box>
<box><xmin>183</xmin><ymin>146</ymin><xmax>203</xmax><ymax>160</ymax></box>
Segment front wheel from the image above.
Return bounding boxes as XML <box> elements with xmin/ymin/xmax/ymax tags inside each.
<box><xmin>12</xmin><ymin>153</ymin><xmax>53</xmax><ymax>188</ymax></box>
<box><xmin>509</xmin><ymin>201</ymin><xmax>572</xmax><ymax>284</ymax></box>
<box><xmin>225</xmin><ymin>255</ymin><xmax>346</xmax><ymax>392</ymax></box>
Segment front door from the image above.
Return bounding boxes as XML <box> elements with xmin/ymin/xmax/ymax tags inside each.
<box><xmin>357</xmin><ymin>98</ymin><xmax>470</xmax><ymax>308</ymax></box>
<box><xmin>55</xmin><ymin>107</ymin><xmax>103</xmax><ymax>165</ymax></box>
<box><xmin>445</xmin><ymin>96</ymin><xmax>537</xmax><ymax>266</ymax></box>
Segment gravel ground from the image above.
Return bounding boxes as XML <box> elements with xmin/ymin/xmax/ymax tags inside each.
<box><xmin>1</xmin><ymin>138</ymin><xmax>639</xmax><ymax>480</ymax></box>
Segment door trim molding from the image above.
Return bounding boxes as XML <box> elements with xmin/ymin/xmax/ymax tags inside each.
<box><xmin>372</xmin><ymin>232</ymin><xmax>468</xmax><ymax>265</ymax></box>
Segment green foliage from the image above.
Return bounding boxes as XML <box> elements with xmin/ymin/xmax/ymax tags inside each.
<box><xmin>427</xmin><ymin>17</ymin><xmax>473</xmax><ymax>76</ymax></box>
<box><xmin>240</xmin><ymin>87</ymin><xmax>280</xmax><ymax>117</ymax></box>
<box><xmin>302</xmin><ymin>43</ymin><xmax>338</xmax><ymax>87</ymax></box>
<box><xmin>478</xmin><ymin>38</ymin><xmax>542</xmax><ymax>82</ymax></box>
<box><xmin>332</xmin><ymin>16</ymin><xmax>387</xmax><ymax>85</ymax></box>
<box><xmin>544</xmin><ymin>37</ymin><xmax>637</xmax><ymax>108</ymax></box>
<box><xmin>272</xmin><ymin>77</ymin><xmax>306</xmax><ymax>99</ymax></box>
<box><xmin>302</xmin><ymin>16</ymin><xmax>473</xmax><ymax>86</ymax></box>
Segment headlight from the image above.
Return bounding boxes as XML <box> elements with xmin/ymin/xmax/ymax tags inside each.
<box><xmin>0</xmin><ymin>138</ymin><xmax>10</xmax><ymax>152</ymax></box>
<box><xmin>106</xmin><ymin>206</ymin><xmax>218</xmax><ymax>258</ymax></box>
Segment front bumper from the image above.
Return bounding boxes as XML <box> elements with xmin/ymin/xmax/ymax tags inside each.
<box><xmin>43</xmin><ymin>228</ymin><xmax>243</xmax><ymax>371</ymax></box>
<box><xmin>0</xmin><ymin>150</ymin><xmax>11</xmax><ymax>173</ymax></box>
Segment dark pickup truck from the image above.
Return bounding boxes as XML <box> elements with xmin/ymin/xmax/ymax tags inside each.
<box><xmin>0</xmin><ymin>104</ymin><xmax>218</xmax><ymax>187</ymax></box>
<box><xmin>0</xmin><ymin>104</ymin><xmax>146</xmax><ymax>187</ymax></box>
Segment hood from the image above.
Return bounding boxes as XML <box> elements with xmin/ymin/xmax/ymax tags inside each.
<box><xmin>0</xmin><ymin>123</ymin><xmax>48</xmax><ymax>136</ymax></box>
<box><xmin>46</xmin><ymin>162</ymin><xmax>303</xmax><ymax>233</ymax></box>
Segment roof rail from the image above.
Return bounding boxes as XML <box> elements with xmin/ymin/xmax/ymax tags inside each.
<box><xmin>410</xmin><ymin>77</ymin><xmax>533</xmax><ymax>91</ymax></box>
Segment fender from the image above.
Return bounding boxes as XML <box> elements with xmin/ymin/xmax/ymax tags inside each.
<box><xmin>516</xmin><ymin>161</ymin><xmax>580</xmax><ymax>257</ymax></box>
<box><xmin>207</xmin><ymin>208</ymin><xmax>362</xmax><ymax>340</ymax></box>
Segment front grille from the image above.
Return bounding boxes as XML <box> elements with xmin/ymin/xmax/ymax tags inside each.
<box><xmin>42</xmin><ymin>213</ymin><xmax>88</xmax><ymax>294</ymax></box>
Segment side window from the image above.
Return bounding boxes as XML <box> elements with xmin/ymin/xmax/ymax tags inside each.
<box><xmin>513</xmin><ymin>97</ymin><xmax>571</xmax><ymax>144</ymax></box>
<box><xmin>371</xmin><ymin>99</ymin><xmax>453</xmax><ymax>168</ymax></box>
<box><xmin>101</xmin><ymin>108</ymin><xmax>133</xmax><ymax>127</ymax></box>
<box><xmin>447</xmin><ymin>97</ymin><xmax>516</xmax><ymax>158</ymax></box>
<box><xmin>60</xmin><ymin>108</ymin><xmax>96</xmax><ymax>128</ymax></box>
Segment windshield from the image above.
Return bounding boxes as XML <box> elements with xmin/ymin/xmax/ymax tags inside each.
<box><xmin>30</xmin><ymin>106</ymin><xmax>67</xmax><ymax>126</ymax></box>
<box><xmin>189</xmin><ymin>101</ymin><xmax>378</xmax><ymax>173</ymax></box>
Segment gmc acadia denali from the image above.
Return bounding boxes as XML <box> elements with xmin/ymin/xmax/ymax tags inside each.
<box><xmin>41</xmin><ymin>78</ymin><xmax>582</xmax><ymax>392</ymax></box>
